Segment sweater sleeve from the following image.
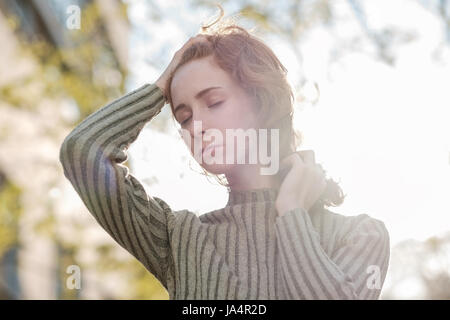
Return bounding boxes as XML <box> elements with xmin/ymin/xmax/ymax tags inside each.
<box><xmin>59</xmin><ymin>83</ymin><xmax>176</xmax><ymax>289</ymax></box>
<box><xmin>275</xmin><ymin>208</ymin><xmax>390</xmax><ymax>300</ymax></box>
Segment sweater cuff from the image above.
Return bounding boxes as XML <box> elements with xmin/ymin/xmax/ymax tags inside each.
<box><xmin>154</xmin><ymin>83</ymin><xmax>168</xmax><ymax>104</ymax></box>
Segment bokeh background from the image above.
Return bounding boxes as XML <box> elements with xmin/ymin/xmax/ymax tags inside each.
<box><xmin>0</xmin><ymin>0</ymin><xmax>449</xmax><ymax>299</ymax></box>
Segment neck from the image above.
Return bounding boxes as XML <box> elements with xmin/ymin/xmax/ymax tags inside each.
<box><xmin>225</xmin><ymin>163</ymin><xmax>281</xmax><ymax>192</ymax></box>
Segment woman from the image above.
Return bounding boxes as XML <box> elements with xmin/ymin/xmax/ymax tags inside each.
<box><xmin>59</xmin><ymin>19</ymin><xmax>390</xmax><ymax>300</ymax></box>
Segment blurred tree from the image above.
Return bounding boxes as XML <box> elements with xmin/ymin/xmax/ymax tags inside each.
<box><xmin>0</xmin><ymin>170</ymin><xmax>23</xmax><ymax>299</ymax></box>
<box><xmin>382</xmin><ymin>232</ymin><xmax>450</xmax><ymax>299</ymax></box>
<box><xmin>0</xmin><ymin>2</ymin><xmax>126</xmax><ymax>119</ymax></box>
<box><xmin>421</xmin><ymin>235</ymin><xmax>450</xmax><ymax>299</ymax></box>
<box><xmin>1</xmin><ymin>0</ymin><xmax>448</xmax><ymax>300</ymax></box>
<box><xmin>0</xmin><ymin>1</ymin><xmax>168</xmax><ymax>299</ymax></box>
<box><xmin>0</xmin><ymin>170</ymin><xmax>23</xmax><ymax>259</ymax></box>
<box><xmin>191</xmin><ymin>0</ymin><xmax>421</xmax><ymax>105</ymax></box>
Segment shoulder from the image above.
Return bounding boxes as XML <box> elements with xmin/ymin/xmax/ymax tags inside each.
<box><xmin>319</xmin><ymin>207</ymin><xmax>390</xmax><ymax>248</ymax></box>
<box><xmin>151</xmin><ymin>196</ymin><xmax>202</xmax><ymax>233</ymax></box>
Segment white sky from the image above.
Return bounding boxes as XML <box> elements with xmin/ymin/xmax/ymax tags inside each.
<box><xmin>126</xmin><ymin>0</ymin><xmax>450</xmax><ymax>248</ymax></box>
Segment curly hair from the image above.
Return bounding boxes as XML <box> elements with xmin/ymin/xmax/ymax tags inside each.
<box><xmin>164</xmin><ymin>8</ymin><xmax>346</xmax><ymax>210</ymax></box>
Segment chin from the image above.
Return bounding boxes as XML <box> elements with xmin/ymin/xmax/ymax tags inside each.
<box><xmin>194</xmin><ymin>144</ymin><xmax>252</xmax><ymax>176</ymax></box>
<box><xmin>200</xmin><ymin>162</ymin><xmax>233</xmax><ymax>175</ymax></box>
<box><xmin>197</xmin><ymin>147</ymin><xmax>253</xmax><ymax>176</ymax></box>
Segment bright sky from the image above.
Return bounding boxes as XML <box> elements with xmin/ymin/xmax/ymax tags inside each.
<box><xmin>126</xmin><ymin>0</ymin><xmax>450</xmax><ymax>248</ymax></box>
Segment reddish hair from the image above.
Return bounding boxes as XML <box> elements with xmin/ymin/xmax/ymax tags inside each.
<box><xmin>164</xmin><ymin>17</ymin><xmax>345</xmax><ymax>210</ymax></box>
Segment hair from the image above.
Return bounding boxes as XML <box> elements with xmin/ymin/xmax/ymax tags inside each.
<box><xmin>164</xmin><ymin>6</ymin><xmax>346</xmax><ymax>210</ymax></box>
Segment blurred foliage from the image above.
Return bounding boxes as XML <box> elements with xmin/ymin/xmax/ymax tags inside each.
<box><xmin>193</xmin><ymin>0</ymin><xmax>439</xmax><ymax>71</ymax></box>
<box><xmin>1</xmin><ymin>0</ymin><xmax>448</xmax><ymax>300</ymax></box>
<box><xmin>194</xmin><ymin>0</ymin><xmax>332</xmax><ymax>87</ymax></box>
<box><xmin>93</xmin><ymin>243</ymin><xmax>168</xmax><ymax>299</ymax></box>
<box><xmin>0</xmin><ymin>172</ymin><xmax>23</xmax><ymax>258</ymax></box>
<box><xmin>0</xmin><ymin>2</ymin><xmax>126</xmax><ymax>120</ymax></box>
<box><xmin>0</xmin><ymin>0</ymin><xmax>168</xmax><ymax>299</ymax></box>
<box><xmin>421</xmin><ymin>235</ymin><xmax>450</xmax><ymax>299</ymax></box>
<box><xmin>57</xmin><ymin>244</ymin><xmax>80</xmax><ymax>300</ymax></box>
<box><xmin>382</xmin><ymin>232</ymin><xmax>450</xmax><ymax>299</ymax></box>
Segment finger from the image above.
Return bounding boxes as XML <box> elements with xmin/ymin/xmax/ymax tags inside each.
<box><xmin>190</xmin><ymin>34</ymin><xmax>207</xmax><ymax>43</ymax></box>
<box><xmin>316</xmin><ymin>163</ymin><xmax>326</xmax><ymax>176</ymax></box>
<box><xmin>298</xmin><ymin>150</ymin><xmax>315</xmax><ymax>165</ymax></box>
<box><xmin>181</xmin><ymin>35</ymin><xmax>207</xmax><ymax>53</ymax></box>
<box><xmin>315</xmin><ymin>177</ymin><xmax>327</xmax><ymax>201</ymax></box>
<box><xmin>184</xmin><ymin>37</ymin><xmax>195</xmax><ymax>48</ymax></box>
<box><xmin>176</xmin><ymin>36</ymin><xmax>201</xmax><ymax>57</ymax></box>
<box><xmin>279</xmin><ymin>156</ymin><xmax>292</xmax><ymax>173</ymax></box>
<box><xmin>306</xmin><ymin>167</ymin><xmax>327</xmax><ymax>206</ymax></box>
<box><xmin>319</xmin><ymin>175</ymin><xmax>327</xmax><ymax>194</ymax></box>
<box><xmin>183</xmin><ymin>36</ymin><xmax>199</xmax><ymax>48</ymax></box>
<box><xmin>314</xmin><ymin>164</ymin><xmax>327</xmax><ymax>182</ymax></box>
<box><xmin>280</xmin><ymin>151</ymin><xmax>303</xmax><ymax>170</ymax></box>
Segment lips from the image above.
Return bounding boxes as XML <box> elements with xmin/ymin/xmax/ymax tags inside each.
<box><xmin>202</xmin><ymin>143</ymin><xmax>222</xmax><ymax>157</ymax></box>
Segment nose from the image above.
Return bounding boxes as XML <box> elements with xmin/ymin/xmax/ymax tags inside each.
<box><xmin>193</xmin><ymin>125</ymin><xmax>205</xmax><ymax>138</ymax></box>
<box><xmin>177</xmin><ymin>116</ymin><xmax>206</xmax><ymax>142</ymax></box>
<box><xmin>190</xmin><ymin>112</ymin><xmax>206</xmax><ymax>138</ymax></box>
<box><xmin>179</xmin><ymin>117</ymin><xmax>207</xmax><ymax>159</ymax></box>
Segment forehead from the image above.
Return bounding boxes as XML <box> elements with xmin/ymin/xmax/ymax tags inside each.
<box><xmin>170</xmin><ymin>56</ymin><xmax>232</xmax><ymax>104</ymax></box>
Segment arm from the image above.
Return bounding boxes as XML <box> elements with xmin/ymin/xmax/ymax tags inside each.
<box><xmin>275</xmin><ymin>208</ymin><xmax>390</xmax><ymax>300</ymax></box>
<box><xmin>59</xmin><ymin>83</ymin><xmax>176</xmax><ymax>289</ymax></box>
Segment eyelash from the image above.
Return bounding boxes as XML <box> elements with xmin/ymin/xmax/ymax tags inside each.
<box><xmin>208</xmin><ymin>101</ymin><xmax>223</xmax><ymax>108</ymax></box>
<box><xmin>180</xmin><ymin>101</ymin><xmax>223</xmax><ymax>126</ymax></box>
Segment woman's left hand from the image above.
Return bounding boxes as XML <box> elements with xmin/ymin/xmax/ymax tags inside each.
<box><xmin>275</xmin><ymin>150</ymin><xmax>327</xmax><ymax>216</ymax></box>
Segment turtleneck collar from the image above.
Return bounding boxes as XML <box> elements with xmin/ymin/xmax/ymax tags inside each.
<box><xmin>200</xmin><ymin>186</ymin><xmax>323</xmax><ymax>225</ymax></box>
<box><xmin>226</xmin><ymin>187</ymin><xmax>279</xmax><ymax>207</ymax></box>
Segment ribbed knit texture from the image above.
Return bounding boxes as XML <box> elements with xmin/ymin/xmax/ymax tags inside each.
<box><xmin>59</xmin><ymin>83</ymin><xmax>390</xmax><ymax>300</ymax></box>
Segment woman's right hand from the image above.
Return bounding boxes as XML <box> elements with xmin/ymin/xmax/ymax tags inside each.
<box><xmin>155</xmin><ymin>34</ymin><xmax>209</xmax><ymax>98</ymax></box>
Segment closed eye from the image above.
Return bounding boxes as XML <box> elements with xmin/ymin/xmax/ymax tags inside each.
<box><xmin>180</xmin><ymin>101</ymin><xmax>223</xmax><ymax>126</ymax></box>
<box><xmin>180</xmin><ymin>116</ymin><xmax>191</xmax><ymax>126</ymax></box>
<box><xmin>208</xmin><ymin>101</ymin><xmax>223</xmax><ymax>108</ymax></box>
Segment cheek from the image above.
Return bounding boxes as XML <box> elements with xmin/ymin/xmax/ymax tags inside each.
<box><xmin>219</xmin><ymin>101</ymin><xmax>256</xmax><ymax>130</ymax></box>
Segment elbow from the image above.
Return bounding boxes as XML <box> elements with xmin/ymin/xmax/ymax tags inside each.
<box><xmin>59</xmin><ymin>136</ymin><xmax>72</xmax><ymax>170</ymax></box>
<box><xmin>59</xmin><ymin>133</ymin><xmax>113</xmax><ymax>182</ymax></box>
<box><xmin>59</xmin><ymin>133</ymin><xmax>84</xmax><ymax>176</ymax></box>
<box><xmin>59</xmin><ymin>135</ymin><xmax>76</xmax><ymax>179</ymax></box>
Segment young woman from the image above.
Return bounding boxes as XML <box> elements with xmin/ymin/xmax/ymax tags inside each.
<box><xmin>59</xmin><ymin>21</ymin><xmax>390</xmax><ymax>300</ymax></box>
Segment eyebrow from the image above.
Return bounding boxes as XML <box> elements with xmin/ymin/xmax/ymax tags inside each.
<box><xmin>173</xmin><ymin>86</ymin><xmax>223</xmax><ymax>114</ymax></box>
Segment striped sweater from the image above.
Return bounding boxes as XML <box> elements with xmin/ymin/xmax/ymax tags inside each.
<box><xmin>59</xmin><ymin>83</ymin><xmax>390</xmax><ymax>300</ymax></box>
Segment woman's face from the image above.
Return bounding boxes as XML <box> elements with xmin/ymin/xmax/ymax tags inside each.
<box><xmin>170</xmin><ymin>55</ymin><xmax>260</xmax><ymax>175</ymax></box>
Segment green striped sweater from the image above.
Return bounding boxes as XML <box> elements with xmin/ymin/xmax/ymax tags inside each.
<box><xmin>59</xmin><ymin>83</ymin><xmax>390</xmax><ymax>300</ymax></box>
